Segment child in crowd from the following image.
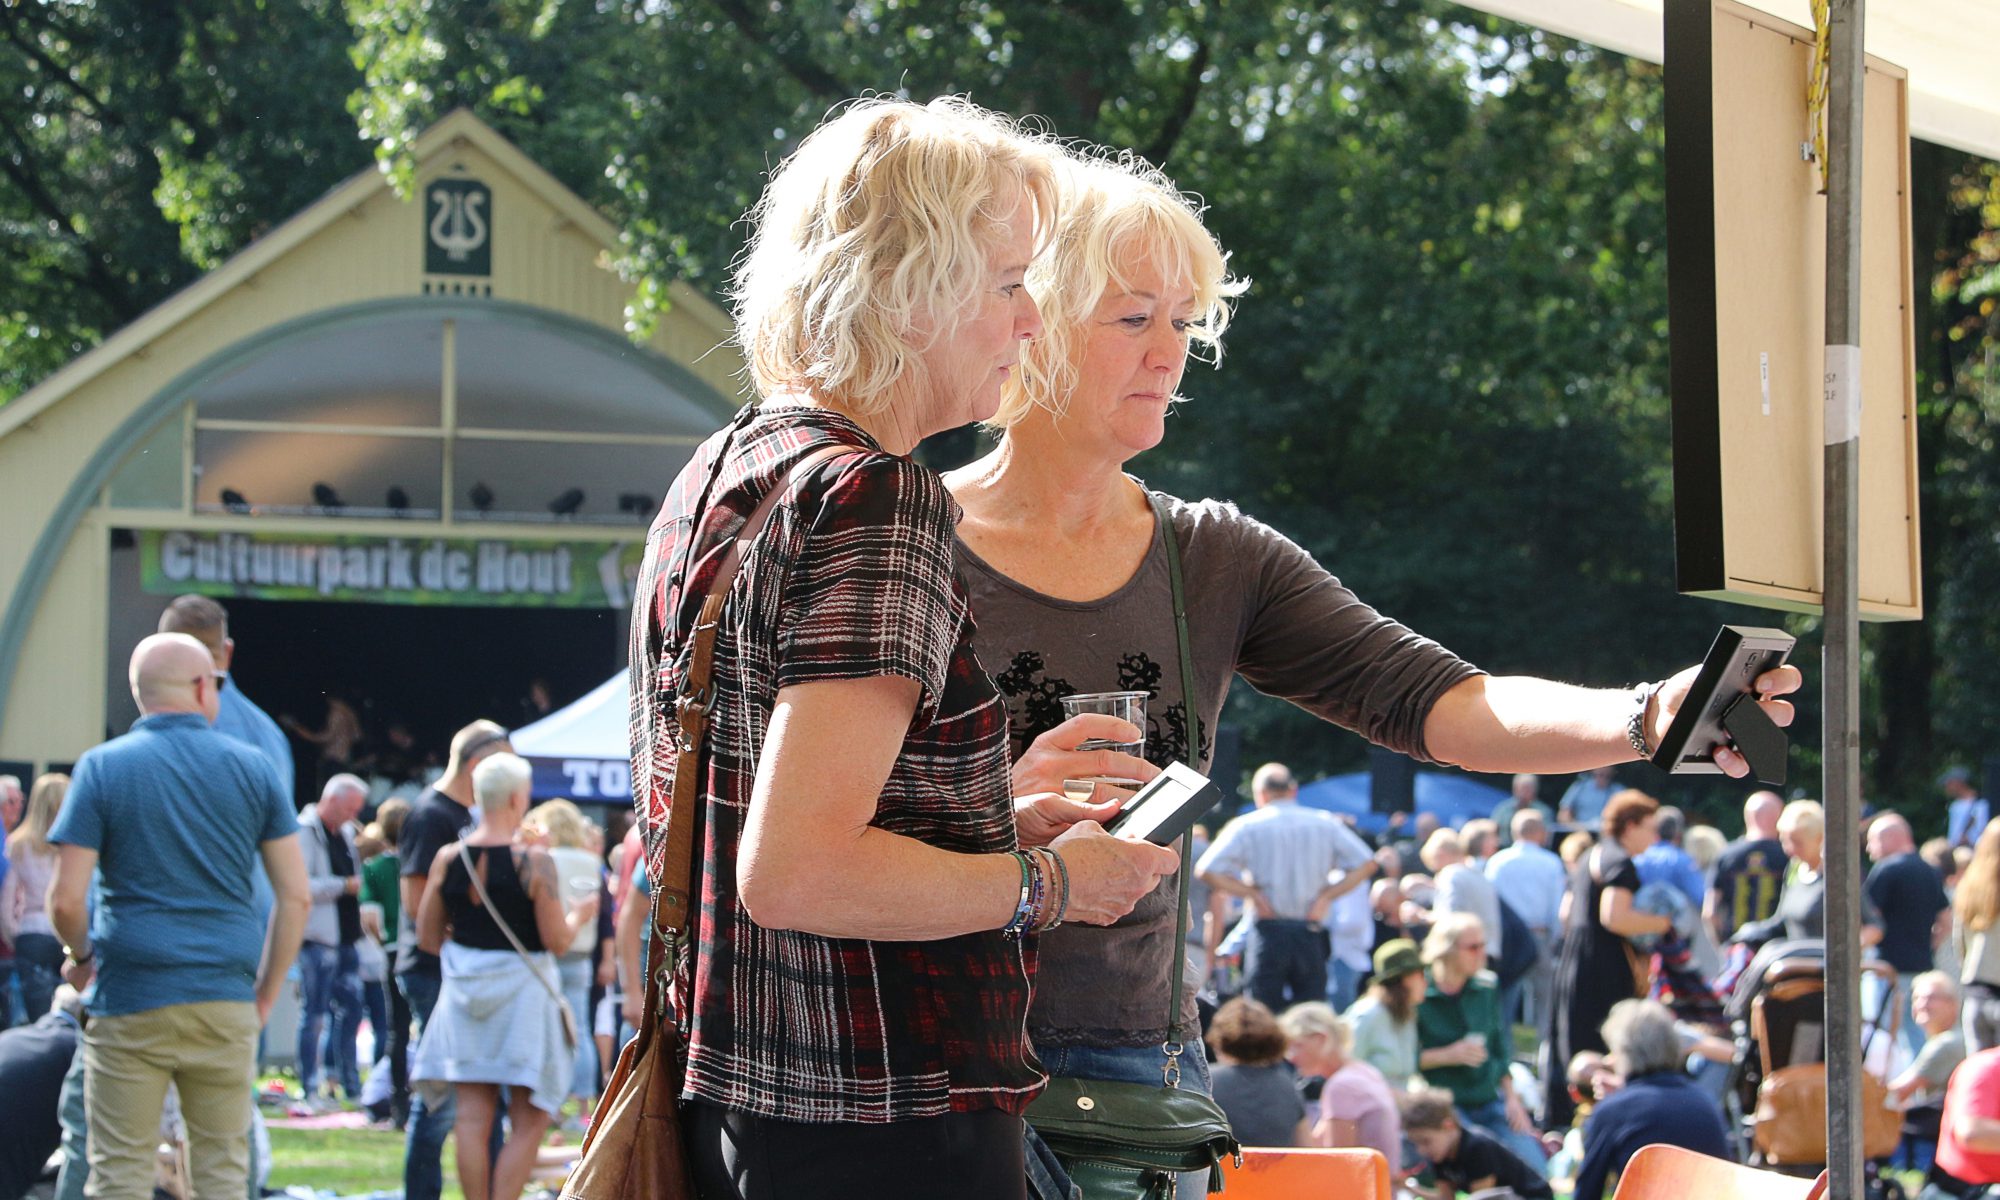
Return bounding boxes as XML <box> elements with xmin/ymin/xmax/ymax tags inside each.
<box><xmin>1400</xmin><ymin>1085</ymin><xmax>1553</xmax><ymax>1200</ymax></box>
<box><xmin>1545</xmin><ymin>1051</ymin><xmax>1617</xmax><ymax>1185</ymax></box>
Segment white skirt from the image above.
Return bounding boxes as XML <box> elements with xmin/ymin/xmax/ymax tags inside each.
<box><xmin>410</xmin><ymin>942</ymin><xmax>572</xmax><ymax>1114</ymax></box>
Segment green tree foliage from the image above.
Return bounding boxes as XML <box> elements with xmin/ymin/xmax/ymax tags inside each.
<box><xmin>3</xmin><ymin>1</ymin><xmax>1995</xmax><ymax>822</ymax></box>
<box><xmin>0</xmin><ymin>1</ymin><xmax>369</xmax><ymax>399</ymax></box>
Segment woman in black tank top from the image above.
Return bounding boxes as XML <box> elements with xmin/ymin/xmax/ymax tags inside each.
<box><xmin>414</xmin><ymin>753</ymin><xmax>597</xmax><ymax>1200</ymax></box>
<box><xmin>438</xmin><ymin>844</ymin><xmax>545</xmax><ymax>952</ymax></box>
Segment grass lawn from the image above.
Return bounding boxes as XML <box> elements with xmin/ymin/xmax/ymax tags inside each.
<box><xmin>265</xmin><ymin>1125</ymin><xmax>460</xmax><ymax>1199</ymax></box>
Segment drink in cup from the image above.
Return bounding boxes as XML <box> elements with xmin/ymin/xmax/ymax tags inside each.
<box><xmin>1060</xmin><ymin>690</ymin><xmax>1150</xmax><ymax>796</ymax></box>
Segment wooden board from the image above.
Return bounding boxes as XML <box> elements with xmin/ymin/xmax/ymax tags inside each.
<box><xmin>1665</xmin><ymin>0</ymin><xmax>1921</xmax><ymax>620</ymax></box>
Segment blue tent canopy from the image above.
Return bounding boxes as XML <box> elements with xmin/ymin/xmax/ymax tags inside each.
<box><xmin>1294</xmin><ymin>770</ymin><xmax>1509</xmax><ymax>836</ymax></box>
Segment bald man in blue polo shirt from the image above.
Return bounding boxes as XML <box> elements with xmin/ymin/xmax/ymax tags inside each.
<box><xmin>47</xmin><ymin>633</ymin><xmax>310</xmax><ymax>1200</ymax></box>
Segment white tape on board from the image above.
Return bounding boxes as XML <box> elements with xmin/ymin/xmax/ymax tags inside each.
<box><xmin>1760</xmin><ymin>352</ymin><xmax>1770</xmax><ymax>416</ymax></box>
<box><xmin>1824</xmin><ymin>344</ymin><xmax>1861</xmax><ymax>445</ymax></box>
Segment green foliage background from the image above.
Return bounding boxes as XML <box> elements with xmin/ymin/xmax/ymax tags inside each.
<box><xmin>3</xmin><ymin>1</ymin><xmax>1995</xmax><ymax>829</ymax></box>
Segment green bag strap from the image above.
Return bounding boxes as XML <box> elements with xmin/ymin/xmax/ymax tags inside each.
<box><xmin>1145</xmin><ymin>486</ymin><xmax>1201</xmax><ymax>1084</ymax></box>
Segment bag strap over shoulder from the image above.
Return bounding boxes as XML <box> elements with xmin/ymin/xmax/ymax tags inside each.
<box><xmin>1145</xmin><ymin>487</ymin><xmax>1201</xmax><ymax>1069</ymax></box>
<box><xmin>454</xmin><ymin>844</ymin><xmax>568</xmax><ymax>1015</ymax></box>
<box><xmin>653</xmin><ymin>441</ymin><xmax>855</xmax><ymax>938</ymax></box>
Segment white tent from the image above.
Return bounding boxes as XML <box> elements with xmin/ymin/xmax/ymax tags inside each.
<box><xmin>511</xmin><ymin>670</ymin><xmax>631</xmax><ymax>804</ymax></box>
<box><xmin>1456</xmin><ymin>0</ymin><xmax>2000</xmax><ymax>159</ymax></box>
<box><xmin>1460</xmin><ymin>0</ymin><xmax>2000</xmax><ymax>160</ymax></box>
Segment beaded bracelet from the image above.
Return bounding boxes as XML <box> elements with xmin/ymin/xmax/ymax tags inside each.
<box><xmin>1026</xmin><ymin>850</ymin><xmax>1047</xmax><ymax>926</ymax></box>
<box><xmin>1000</xmin><ymin>850</ymin><xmax>1039</xmax><ymax>940</ymax></box>
<box><xmin>1037</xmin><ymin>847</ymin><xmax>1070</xmax><ymax>932</ymax></box>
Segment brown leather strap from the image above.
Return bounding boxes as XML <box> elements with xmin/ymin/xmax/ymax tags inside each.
<box><xmin>652</xmin><ymin>442</ymin><xmax>855</xmax><ymax>937</ymax></box>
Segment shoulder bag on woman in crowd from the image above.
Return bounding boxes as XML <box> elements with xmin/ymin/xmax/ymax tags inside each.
<box><xmin>560</xmin><ymin>433</ymin><xmax>854</xmax><ymax>1200</ymax></box>
<box><xmin>455</xmin><ymin>842</ymin><xmax>579</xmax><ymax>1051</ymax></box>
<box><xmin>1023</xmin><ymin>489</ymin><xmax>1242</xmax><ymax>1200</ymax></box>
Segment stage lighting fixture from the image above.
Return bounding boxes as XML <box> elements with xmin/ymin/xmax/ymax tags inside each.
<box><xmin>311</xmin><ymin>482</ymin><xmax>345</xmax><ymax>512</ymax></box>
<box><xmin>386</xmin><ymin>486</ymin><xmax>411</xmax><ymax>515</ymax></box>
<box><xmin>469</xmin><ymin>481</ymin><xmax>495</xmax><ymax>513</ymax></box>
<box><xmin>220</xmin><ymin>488</ymin><xmax>251</xmax><ymax>514</ymax></box>
<box><xmin>548</xmin><ymin>487</ymin><xmax>586</xmax><ymax>517</ymax></box>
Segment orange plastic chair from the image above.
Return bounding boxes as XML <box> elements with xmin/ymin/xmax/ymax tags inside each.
<box><xmin>1215</xmin><ymin>1146</ymin><xmax>1390</xmax><ymax>1200</ymax></box>
<box><xmin>1608</xmin><ymin>1144</ymin><xmax>1829</xmax><ymax>1200</ymax></box>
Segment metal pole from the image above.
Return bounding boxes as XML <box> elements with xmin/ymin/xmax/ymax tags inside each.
<box><xmin>1822</xmin><ymin>0</ymin><xmax>1865</xmax><ymax>1195</ymax></box>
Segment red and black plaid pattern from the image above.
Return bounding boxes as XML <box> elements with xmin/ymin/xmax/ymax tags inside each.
<box><xmin>629</xmin><ymin>407</ymin><xmax>1039</xmax><ymax>1122</ymax></box>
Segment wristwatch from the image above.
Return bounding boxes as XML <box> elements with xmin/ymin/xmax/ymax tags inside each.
<box><xmin>64</xmin><ymin>944</ymin><xmax>94</xmax><ymax>967</ymax></box>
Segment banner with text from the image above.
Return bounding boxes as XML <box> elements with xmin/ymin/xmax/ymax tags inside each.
<box><xmin>138</xmin><ymin>529</ymin><xmax>646</xmax><ymax>609</ymax></box>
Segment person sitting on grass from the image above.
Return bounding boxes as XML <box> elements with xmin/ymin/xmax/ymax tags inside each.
<box><xmin>1414</xmin><ymin>913</ymin><xmax>1546</xmax><ymax>1171</ymax></box>
<box><xmin>1279</xmin><ymin>1001</ymin><xmax>1402</xmax><ymax>1175</ymax></box>
<box><xmin>1206</xmin><ymin>997</ymin><xmax>1308</xmax><ymax>1147</ymax></box>
<box><xmin>1399</xmin><ymin>1085</ymin><xmax>1552</xmax><ymax>1200</ymax></box>
<box><xmin>1571</xmin><ymin>999</ymin><xmax>1730</xmax><ymax>1200</ymax></box>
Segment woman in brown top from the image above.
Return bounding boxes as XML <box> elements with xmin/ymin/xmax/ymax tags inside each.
<box><xmin>626</xmin><ymin>96</ymin><xmax>1177</xmax><ymax>1200</ymax></box>
<box><xmin>944</xmin><ymin>145</ymin><xmax>1803</xmax><ymax>1196</ymax></box>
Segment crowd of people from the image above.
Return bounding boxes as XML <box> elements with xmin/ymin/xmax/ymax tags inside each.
<box><xmin>0</xmin><ymin>598</ymin><xmax>654</xmax><ymax>1200</ymax></box>
<box><xmin>1172</xmin><ymin>759</ymin><xmax>2000</xmax><ymax>1199</ymax></box>
<box><xmin>11</xmin><ymin>88</ymin><xmax>1998</xmax><ymax>1200</ymax></box>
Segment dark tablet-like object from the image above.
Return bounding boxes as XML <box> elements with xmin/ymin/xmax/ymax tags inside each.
<box><xmin>1103</xmin><ymin>761</ymin><xmax>1222</xmax><ymax>846</ymax></box>
<box><xmin>1649</xmin><ymin>625</ymin><xmax>1795</xmax><ymax>784</ymax></box>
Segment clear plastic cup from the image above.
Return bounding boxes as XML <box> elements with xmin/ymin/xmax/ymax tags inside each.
<box><xmin>1060</xmin><ymin>690</ymin><xmax>1149</xmax><ymax>755</ymax></box>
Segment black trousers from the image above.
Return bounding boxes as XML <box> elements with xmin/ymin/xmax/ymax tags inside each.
<box><xmin>1244</xmin><ymin>919</ymin><xmax>1331</xmax><ymax>1013</ymax></box>
<box><xmin>685</xmin><ymin>1100</ymin><xmax>1026</xmax><ymax>1200</ymax></box>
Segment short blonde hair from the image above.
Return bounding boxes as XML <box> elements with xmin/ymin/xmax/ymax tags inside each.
<box><xmin>1277</xmin><ymin>1001</ymin><xmax>1351</xmax><ymax>1055</ymax></box>
<box><xmin>1778</xmin><ymin>799</ymin><xmax>1825</xmax><ymax>842</ymax></box>
<box><xmin>471</xmin><ymin>752</ymin><xmax>532</xmax><ymax>816</ymax></box>
<box><xmin>525</xmin><ymin>798</ymin><xmax>592</xmax><ymax>851</ymax></box>
<box><xmin>1684</xmin><ymin>824</ymin><xmax>1727</xmax><ymax>871</ymax></box>
<box><xmin>989</xmin><ymin>147</ymin><xmax>1246</xmax><ymax>429</ymax></box>
<box><xmin>731</xmin><ymin>95</ymin><xmax>1057</xmax><ymax>415</ymax></box>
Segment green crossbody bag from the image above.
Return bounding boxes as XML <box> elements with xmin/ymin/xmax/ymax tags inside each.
<box><xmin>1023</xmin><ymin>489</ymin><xmax>1242</xmax><ymax>1200</ymax></box>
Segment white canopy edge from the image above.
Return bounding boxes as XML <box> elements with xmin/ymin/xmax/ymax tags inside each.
<box><xmin>1459</xmin><ymin>0</ymin><xmax>2000</xmax><ymax>162</ymax></box>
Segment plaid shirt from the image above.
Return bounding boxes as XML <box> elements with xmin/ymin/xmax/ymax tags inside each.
<box><xmin>630</xmin><ymin>406</ymin><xmax>1038</xmax><ymax>1122</ymax></box>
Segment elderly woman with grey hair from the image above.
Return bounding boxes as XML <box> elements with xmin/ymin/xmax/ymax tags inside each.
<box><xmin>1571</xmin><ymin>999</ymin><xmax>1731</xmax><ymax>1200</ymax></box>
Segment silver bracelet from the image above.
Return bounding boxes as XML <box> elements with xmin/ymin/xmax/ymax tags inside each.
<box><xmin>1627</xmin><ymin>681</ymin><xmax>1662</xmax><ymax>758</ymax></box>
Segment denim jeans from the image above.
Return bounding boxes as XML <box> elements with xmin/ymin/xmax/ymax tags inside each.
<box><xmin>401</xmin><ymin>967</ymin><xmax>454</xmax><ymax>1200</ymax></box>
<box><xmin>401</xmin><ymin>964</ymin><xmax>501</xmax><ymax>1200</ymax></box>
<box><xmin>1326</xmin><ymin>956</ymin><xmax>1365</xmax><ymax>1014</ymax></box>
<box><xmin>1457</xmin><ymin>1095</ymin><xmax>1549</xmax><ymax>1175</ymax></box>
<box><xmin>1031</xmin><ymin>1040</ymin><xmax>1217</xmax><ymax>1200</ymax></box>
<box><xmin>56</xmin><ymin>1034</ymin><xmax>87</xmax><ymax>1200</ymax></box>
<box><xmin>558</xmin><ymin>954</ymin><xmax>597</xmax><ymax>1100</ymax></box>
<box><xmin>13</xmin><ymin>932</ymin><xmax>64</xmax><ymax>1023</ymax></box>
<box><xmin>362</xmin><ymin>979</ymin><xmax>389</xmax><ymax>1067</ymax></box>
<box><xmin>297</xmin><ymin>941</ymin><xmax>364</xmax><ymax>1098</ymax></box>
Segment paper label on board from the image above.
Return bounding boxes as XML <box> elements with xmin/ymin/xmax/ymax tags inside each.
<box><xmin>1824</xmin><ymin>344</ymin><xmax>1861</xmax><ymax>445</ymax></box>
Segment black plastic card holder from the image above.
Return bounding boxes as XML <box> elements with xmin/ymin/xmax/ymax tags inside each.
<box><xmin>1648</xmin><ymin>625</ymin><xmax>1795</xmax><ymax>786</ymax></box>
<box><xmin>1103</xmin><ymin>761</ymin><xmax>1223</xmax><ymax>847</ymax></box>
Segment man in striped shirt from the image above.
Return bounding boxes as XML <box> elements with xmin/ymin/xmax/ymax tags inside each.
<box><xmin>1197</xmin><ymin>763</ymin><xmax>1378</xmax><ymax>1012</ymax></box>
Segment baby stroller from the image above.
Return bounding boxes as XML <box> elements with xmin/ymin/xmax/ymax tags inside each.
<box><xmin>1723</xmin><ymin>938</ymin><xmax>1906</xmax><ymax>1199</ymax></box>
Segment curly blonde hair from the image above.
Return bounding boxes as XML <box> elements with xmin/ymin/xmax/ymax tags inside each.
<box><xmin>731</xmin><ymin>95</ymin><xmax>1058</xmax><ymax>416</ymax></box>
<box><xmin>989</xmin><ymin>147</ymin><xmax>1246</xmax><ymax>430</ymax></box>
